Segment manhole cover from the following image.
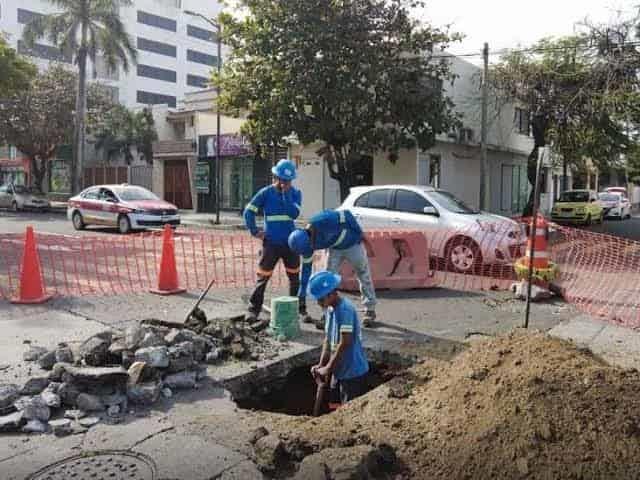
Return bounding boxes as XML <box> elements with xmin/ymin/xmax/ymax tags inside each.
<box><xmin>27</xmin><ymin>450</ymin><xmax>157</xmax><ymax>480</ymax></box>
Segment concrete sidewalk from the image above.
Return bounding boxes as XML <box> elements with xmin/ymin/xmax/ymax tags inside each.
<box><xmin>1</xmin><ymin>287</ymin><xmax>639</xmax><ymax>479</ymax></box>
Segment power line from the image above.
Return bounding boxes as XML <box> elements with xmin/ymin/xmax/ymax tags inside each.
<box><xmin>432</xmin><ymin>39</ymin><xmax>640</xmax><ymax>60</ymax></box>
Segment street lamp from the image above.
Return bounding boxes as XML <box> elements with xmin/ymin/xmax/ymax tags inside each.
<box><xmin>184</xmin><ymin>10</ymin><xmax>222</xmax><ymax>225</ymax></box>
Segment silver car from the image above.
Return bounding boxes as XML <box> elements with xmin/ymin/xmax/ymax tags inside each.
<box><xmin>339</xmin><ymin>185</ymin><xmax>526</xmax><ymax>273</ymax></box>
<box><xmin>0</xmin><ymin>184</ymin><xmax>51</xmax><ymax>212</ymax></box>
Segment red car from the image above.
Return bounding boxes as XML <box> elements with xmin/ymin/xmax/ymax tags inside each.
<box><xmin>67</xmin><ymin>184</ymin><xmax>181</xmax><ymax>234</ymax></box>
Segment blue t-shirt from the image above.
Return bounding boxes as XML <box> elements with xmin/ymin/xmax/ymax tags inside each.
<box><xmin>324</xmin><ymin>297</ymin><xmax>369</xmax><ymax>380</ymax></box>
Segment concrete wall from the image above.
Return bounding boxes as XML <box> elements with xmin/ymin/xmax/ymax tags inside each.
<box><xmin>194</xmin><ymin>113</ymin><xmax>246</xmax><ymax>138</ymax></box>
<box><xmin>440</xmin><ymin>56</ymin><xmax>534</xmax><ymax>156</ymax></box>
<box><xmin>372</xmin><ymin>149</ymin><xmax>416</xmax><ymax>186</ymax></box>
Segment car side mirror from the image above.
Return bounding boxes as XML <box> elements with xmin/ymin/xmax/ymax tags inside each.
<box><xmin>423</xmin><ymin>206</ymin><xmax>438</xmax><ymax>216</ymax></box>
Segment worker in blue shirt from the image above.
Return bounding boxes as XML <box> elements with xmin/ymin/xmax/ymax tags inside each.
<box><xmin>244</xmin><ymin>159</ymin><xmax>302</xmax><ymax>321</ymax></box>
<box><xmin>288</xmin><ymin>209</ymin><xmax>377</xmax><ymax>327</ymax></box>
<box><xmin>308</xmin><ymin>270</ymin><xmax>370</xmax><ymax>405</ymax></box>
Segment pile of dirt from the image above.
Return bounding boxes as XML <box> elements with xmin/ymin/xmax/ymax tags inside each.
<box><xmin>267</xmin><ymin>330</ymin><xmax>640</xmax><ymax>479</ymax></box>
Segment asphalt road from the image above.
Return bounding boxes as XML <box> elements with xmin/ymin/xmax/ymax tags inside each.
<box><xmin>1</xmin><ymin>208</ymin><xmax>639</xmax><ymax>240</ymax></box>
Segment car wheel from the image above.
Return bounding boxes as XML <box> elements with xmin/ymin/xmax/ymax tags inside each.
<box><xmin>445</xmin><ymin>236</ymin><xmax>483</xmax><ymax>274</ymax></box>
<box><xmin>584</xmin><ymin>214</ymin><xmax>592</xmax><ymax>227</ymax></box>
<box><xmin>11</xmin><ymin>201</ymin><xmax>19</xmax><ymax>212</ymax></box>
<box><xmin>72</xmin><ymin>211</ymin><xmax>85</xmax><ymax>230</ymax></box>
<box><xmin>600</xmin><ymin>212</ymin><xmax>605</xmax><ymax>224</ymax></box>
<box><xmin>118</xmin><ymin>214</ymin><xmax>132</xmax><ymax>234</ymax></box>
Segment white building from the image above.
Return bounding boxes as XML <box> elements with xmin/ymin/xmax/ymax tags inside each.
<box><xmin>0</xmin><ymin>0</ymin><xmax>223</xmax><ymax>109</ymax></box>
<box><xmin>291</xmin><ymin>56</ymin><xmax>571</xmax><ymax>218</ymax></box>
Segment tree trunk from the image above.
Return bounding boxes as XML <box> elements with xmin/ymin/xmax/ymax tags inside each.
<box><xmin>30</xmin><ymin>157</ymin><xmax>46</xmax><ymax>193</ymax></box>
<box><xmin>72</xmin><ymin>36</ymin><xmax>88</xmax><ymax>194</ymax></box>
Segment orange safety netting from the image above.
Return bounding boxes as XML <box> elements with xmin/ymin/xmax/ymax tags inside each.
<box><xmin>1</xmin><ymin>225</ymin><xmax>638</xmax><ymax>327</ymax></box>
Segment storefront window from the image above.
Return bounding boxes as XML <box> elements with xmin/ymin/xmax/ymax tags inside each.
<box><xmin>222</xmin><ymin>156</ymin><xmax>254</xmax><ymax>210</ymax></box>
<box><xmin>50</xmin><ymin>160</ymin><xmax>71</xmax><ymax>193</ymax></box>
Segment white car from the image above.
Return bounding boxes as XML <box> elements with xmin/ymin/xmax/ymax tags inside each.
<box><xmin>67</xmin><ymin>184</ymin><xmax>181</xmax><ymax>234</ymax></box>
<box><xmin>598</xmin><ymin>191</ymin><xmax>631</xmax><ymax>220</ymax></box>
<box><xmin>0</xmin><ymin>184</ymin><xmax>51</xmax><ymax>212</ymax></box>
<box><xmin>339</xmin><ymin>185</ymin><xmax>525</xmax><ymax>273</ymax></box>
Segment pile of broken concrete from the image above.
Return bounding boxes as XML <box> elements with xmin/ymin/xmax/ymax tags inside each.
<box><xmin>0</xmin><ymin>310</ymin><xmax>276</xmax><ymax>436</ymax></box>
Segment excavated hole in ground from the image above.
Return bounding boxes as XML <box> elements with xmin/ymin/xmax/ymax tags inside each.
<box><xmin>234</xmin><ymin>352</ymin><xmax>413</xmax><ymax>416</ymax></box>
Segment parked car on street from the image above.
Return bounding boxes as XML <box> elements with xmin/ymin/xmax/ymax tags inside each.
<box><xmin>0</xmin><ymin>184</ymin><xmax>50</xmax><ymax>212</ymax></box>
<box><xmin>605</xmin><ymin>186</ymin><xmax>628</xmax><ymax>197</ymax></box>
<box><xmin>598</xmin><ymin>191</ymin><xmax>631</xmax><ymax>220</ymax></box>
<box><xmin>339</xmin><ymin>185</ymin><xmax>526</xmax><ymax>273</ymax></box>
<box><xmin>550</xmin><ymin>189</ymin><xmax>603</xmax><ymax>225</ymax></box>
<box><xmin>67</xmin><ymin>184</ymin><xmax>180</xmax><ymax>234</ymax></box>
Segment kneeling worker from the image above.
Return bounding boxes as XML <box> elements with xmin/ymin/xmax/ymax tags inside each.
<box><xmin>309</xmin><ymin>271</ymin><xmax>370</xmax><ymax>405</ymax></box>
<box><xmin>288</xmin><ymin>209</ymin><xmax>377</xmax><ymax>327</ymax></box>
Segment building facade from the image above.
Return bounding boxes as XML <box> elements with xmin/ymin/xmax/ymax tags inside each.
<box><xmin>151</xmin><ymin>89</ymin><xmax>283</xmax><ymax>212</ymax></box>
<box><xmin>0</xmin><ymin>0</ymin><xmax>223</xmax><ymax>191</ymax></box>
<box><xmin>291</xmin><ymin>56</ymin><xmax>572</xmax><ymax>218</ymax></box>
<box><xmin>0</xmin><ymin>0</ymin><xmax>223</xmax><ymax>108</ymax></box>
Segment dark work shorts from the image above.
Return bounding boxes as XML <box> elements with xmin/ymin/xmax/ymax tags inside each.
<box><xmin>334</xmin><ymin>373</ymin><xmax>369</xmax><ymax>404</ymax></box>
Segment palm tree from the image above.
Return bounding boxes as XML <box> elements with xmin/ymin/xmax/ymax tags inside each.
<box><xmin>22</xmin><ymin>0</ymin><xmax>137</xmax><ymax>194</ymax></box>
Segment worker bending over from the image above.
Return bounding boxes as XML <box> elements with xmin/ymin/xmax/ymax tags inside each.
<box><xmin>288</xmin><ymin>209</ymin><xmax>377</xmax><ymax>327</ymax></box>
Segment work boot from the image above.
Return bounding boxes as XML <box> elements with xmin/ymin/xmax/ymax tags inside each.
<box><xmin>299</xmin><ymin>307</ymin><xmax>314</xmax><ymax>324</ymax></box>
<box><xmin>362</xmin><ymin>310</ymin><xmax>377</xmax><ymax>328</ymax></box>
<box><xmin>245</xmin><ymin>310</ymin><xmax>259</xmax><ymax>324</ymax></box>
<box><xmin>315</xmin><ymin>318</ymin><xmax>325</xmax><ymax>331</ymax></box>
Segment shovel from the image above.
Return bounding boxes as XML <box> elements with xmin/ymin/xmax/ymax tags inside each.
<box><xmin>184</xmin><ymin>277</ymin><xmax>216</xmax><ymax>323</ymax></box>
<box><xmin>312</xmin><ymin>370</ymin><xmax>328</xmax><ymax>417</ymax></box>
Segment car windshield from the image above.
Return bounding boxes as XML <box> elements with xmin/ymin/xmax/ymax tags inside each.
<box><xmin>113</xmin><ymin>187</ymin><xmax>158</xmax><ymax>201</ymax></box>
<box><xmin>599</xmin><ymin>193</ymin><xmax>619</xmax><ymax>202</ymax></box>
<box><xmin>428</xmin><ymin>190</ymin><xmax>479</xmax><ymax>214</ymax></box>
<box><xmin>559</xmin><ymin>191</ymin><xmax>589</xmax><ymax>203</ymax></box>
<box><xmin>13</xmin><ymin>185</ymin><xmax>30</xmax><ymax>194</ymax></box>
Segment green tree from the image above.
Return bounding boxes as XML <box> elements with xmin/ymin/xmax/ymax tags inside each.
<box><xmin>217</xmin><ymin>0</ymin><xmax>461</xmax><ymax>200</ymax></box>
<box><xmin>90</xmin><ymin>105</ymin><xmax>158</xmax><ymax>165</ymax></box>
<box><xmin>0</xmin><ymin>65</ymin><xmax>115</xmax><ymax>192</ymax></box>
<box><xmin>0</xmin><ymin>35</ymin><xmax>36</xmax><ymax>98</ymax></box>
<box><xmin>490</xmin><ymin>17</ymin><xmax>640</xmax><ymax>215</ymax></box>
<box><xmin>22</xmin><ymin>0</ymin><xmax>137</xmax><ymax>194</ymax></box>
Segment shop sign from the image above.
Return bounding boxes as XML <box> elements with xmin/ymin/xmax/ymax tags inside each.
<box><xmin>195</xmin><ymin>162</ymin><xmax>210</xmax><ymax>194</ymax></box>
<box><xmin>200</xmin><ymin>134</ymin><xmax>252</xmax><ymax>157</ymax></box>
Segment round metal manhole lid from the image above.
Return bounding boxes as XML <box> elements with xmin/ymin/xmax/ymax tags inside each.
<box><xmin>27</xmin><ymin>450</ymin><xmax>157</xmax><ymax>480</ymax></box>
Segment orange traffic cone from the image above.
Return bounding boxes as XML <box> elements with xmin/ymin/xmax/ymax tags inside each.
<box><xmin>12</xmin><ymin>226</ymin><xmax>52</xmax><ymax>304</ymax></box>
<box><xmin>150</xmin><ymin>225</ymin><xmax>186</xmax><ymax>295</ymax></box>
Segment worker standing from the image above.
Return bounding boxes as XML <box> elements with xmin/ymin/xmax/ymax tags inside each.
<box><xmin>288</xmin><ymin>209</ymin><xmax>377</xmax><ymax>327</ymax></box>
<box><xmin>244</xmin><ymin>159</ymin><xmax>302</xmax><ymax>321</ymax></box>
<box><xmin>309</xmin><ymin>271</ymin><xmax>370</xmax><ymax>405</ymax></box>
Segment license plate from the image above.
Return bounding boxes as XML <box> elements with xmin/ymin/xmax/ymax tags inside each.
<box><xmin>561</xmin><ymin>212</ymin><xmax>573</xmax><ymax>217</ymax></box>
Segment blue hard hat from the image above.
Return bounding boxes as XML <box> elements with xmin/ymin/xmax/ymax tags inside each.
<box><xmin>272</xmin><ymin>159</ymin><xmax>297</xmax><ymax>181</ymax></box>
<box><xmin>308</xmin><ymin>271</ymin><xmax>342</xmax><ymax>300</ymax></box>
<box><xmin>288</xmin><ymin>229</ymin><xmax>312</xmax><ymax>255</ymax></box>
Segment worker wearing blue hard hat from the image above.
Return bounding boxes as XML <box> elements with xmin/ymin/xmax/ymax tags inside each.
<box><xmin>288</xmin><ymin>209</ymin><xmax>377</xmax><ymax>327</ymax></box>
<box><xmin>243</xmin><ymin>159</ymin><xmax>303</xmax><ymax>321</ymax></box>
<box><xmin>308</xmin><ymin>270</ymin><xmax>370</xmax><ymax>407</ymax></box>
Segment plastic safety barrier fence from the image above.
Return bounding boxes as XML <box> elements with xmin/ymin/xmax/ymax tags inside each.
<box><xmin>1</xmin><ymin>224</ymin><xmax>639</xmax><ymax>327</ymax></box>
<box><xmin>0</xmin><ymin>230</ymin><xmax>292</xmax><ymax>300</ymax></box>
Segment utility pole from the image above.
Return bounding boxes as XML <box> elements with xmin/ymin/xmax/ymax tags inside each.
<box><xmin>479</xmin><ymin>42</ymin><xmax>489</xmax><ymax>211</ymax></box>
<box><xmin>215</xmin><ymin>21</ymin><xmax>222</xmax><ymax>225</ymax></box>
<box><xmin>185</xmin><ymin>10</ymin><xmax>222</xmax><ymax>224</ymax></box>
